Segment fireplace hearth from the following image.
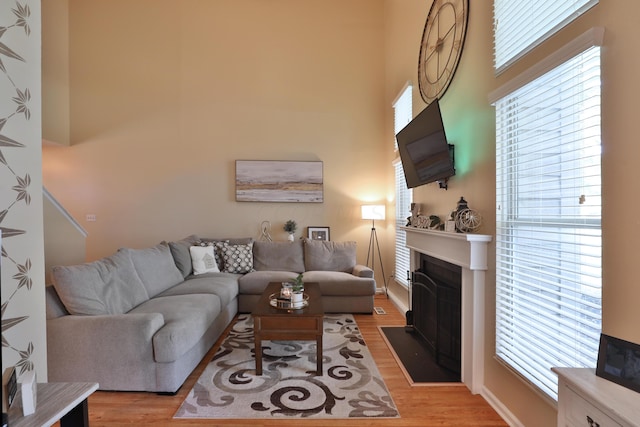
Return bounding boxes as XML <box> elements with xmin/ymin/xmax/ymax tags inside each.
<box><xmin>409</xmin><ymin>254</ymin><xmax>461</xmax><ymax>374</ymax></box>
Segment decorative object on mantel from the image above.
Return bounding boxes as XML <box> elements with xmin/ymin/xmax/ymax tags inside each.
<box><xmin>362</xmin><ymin>205</ymin><xmax>388</xmax><ymax>297</ymax></box>
<box><xmin>455</xmin><ymin>208</ymin><xmax>482</xmax><ymax>233</ymax></box>
<box><xmin>595</xmin><ymin>333</ymin><xmax>640</xmax><ymax>393</ymax></box>
<box><xmin>407</xmin><ymin>203</ymin><xmax>443</xmax><ymax>230</ymax></box>
<box><xmin>283</xmin><ymin>219</ymin><xmax>297</xmax><ymax>242</ymax></box>
<box><xmin>451</xmin><ymin>197</ymin><xmax>482</xmax><ymax>233</ymax></box>
<box><xmin>260</xmin><ymin>221</ymin><xmax>273</xmax><ymax>241</ymax></box>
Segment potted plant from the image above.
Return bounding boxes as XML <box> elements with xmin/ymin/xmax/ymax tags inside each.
<box><xmin>291</xmin><ymin>273</ymin><xmax>304</xmax><ymax>304</ymax></box>
<box><xmin>283</xmin><ymin>220</ymin><xmax>297</xmax><ymax>242</ymax></box>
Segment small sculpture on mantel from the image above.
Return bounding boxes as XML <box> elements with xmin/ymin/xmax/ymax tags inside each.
<box><xmin>452</xmin><ymin>197</ymin><xmax>482</xmax><ymax>233</ymax></box>
<box><xmin>407</xmin><ymin>203</ymin><xmax>443</xmax><ymax>230</ymax></box>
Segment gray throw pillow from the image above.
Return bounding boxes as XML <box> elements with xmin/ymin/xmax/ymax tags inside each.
<box><xmin>168</xmin><ymin>234</ymin><xmax>200</xmax><ymax>278</ymax></box>
<box><xmin>253</xmin><ymin>240</ymin><xmax>305</xmax><ymax>273</ymax></box>
<box><xmin>303</xmin><ymin>239</ymin><xmax>357</xmax><ymax>272</ymax></box>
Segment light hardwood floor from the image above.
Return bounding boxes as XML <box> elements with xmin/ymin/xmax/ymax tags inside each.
<box><xmin>75</xmin><ymin>295</ymin><xmax>508</xmax><ymax>426</ymax></box>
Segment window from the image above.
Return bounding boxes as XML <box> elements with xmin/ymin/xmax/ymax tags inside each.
<box><xmin>393</xmin><ymin>83</ymin><xmax>413</xmax><ymax>286</ymax></box>
<box><xmin>493</xmin><ymin>0</ymin><xmax>598</xmax><ymax>73</ymax></box>
<box><xmin>494</xmin><ymin>44</ymin><xmax>602</xmax><ymax>400</ymax></box>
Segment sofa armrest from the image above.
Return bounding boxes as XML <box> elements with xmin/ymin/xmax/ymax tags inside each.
<box><xmin>47</xmin><ymin>313</ymin><xmax>165</xmax><ymax>382</ymax></box>
<box><xmin>352</xmin><ymin>264</ymin><xmax>374</xmax><ymax>278</ymax></box>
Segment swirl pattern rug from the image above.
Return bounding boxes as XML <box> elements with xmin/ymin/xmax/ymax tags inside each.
<box><xmin>174</xmin><ymin>314</ymin><xmax>399</xmax><ymax>420</ymax></box>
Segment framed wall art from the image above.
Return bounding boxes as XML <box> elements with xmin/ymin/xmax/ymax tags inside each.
<box><xmin>235</xmin><ymin>160</ymin><xmax>323</xmax><ymax>203</ymax></box>
<box><xmin>307</xmin><ymin>226</ymin><xmax>330</xmax><ymax>241</ymax></box>
<box><xmin>596</xmin><ymin>333</ymin><xmax>640</xmax><ymax>393</ymax></box>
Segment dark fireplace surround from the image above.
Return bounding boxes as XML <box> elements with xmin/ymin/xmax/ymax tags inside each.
<box><xmin>410</xmin><ymin>253</ymin><xmax>462</xmax><ymax>374</ymax></box>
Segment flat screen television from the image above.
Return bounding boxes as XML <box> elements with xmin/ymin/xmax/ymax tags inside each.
<box><xmin>396</xmin><ymin>99</ymin><xmax>455</xmax><ymax>189</ymax></box>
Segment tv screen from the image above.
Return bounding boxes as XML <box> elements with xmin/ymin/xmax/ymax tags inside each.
<box><xmin>396</xmin><ymin>99</ymin><xmax>455</xmax><ymax>189</ymax></box>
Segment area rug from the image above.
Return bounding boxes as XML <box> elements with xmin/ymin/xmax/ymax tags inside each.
<box><xmin>174</xmin><ymin>314</ymin><xmax>399</xmax><ymax>420</ymax></box>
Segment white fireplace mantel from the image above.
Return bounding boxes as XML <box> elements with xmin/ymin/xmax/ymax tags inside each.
<box><xmin>402</xmin><ymin>227</ymin><xmax>492</xmax><ymax>395</ymax></box>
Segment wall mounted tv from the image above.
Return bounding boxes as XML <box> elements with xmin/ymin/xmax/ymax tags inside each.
<box><xmin>396</xmin><ymin>99</ymin><xmax>455</xmax><ymax>189</ymax></box>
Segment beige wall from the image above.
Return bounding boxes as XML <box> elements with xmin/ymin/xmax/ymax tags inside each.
<box><xmin>383</xmin><ymin>1</ymin><xmax>640</xmax><ymax>426</ymax></box>
<box><xmin>42</xmin><ymin>0</ymin><xmax>70</xmax><ymax>145</ymax></box>
<box><xmin>42</xmin><ymin>0</ymin><xmax>394</xmax><ymax>287</ymax></box>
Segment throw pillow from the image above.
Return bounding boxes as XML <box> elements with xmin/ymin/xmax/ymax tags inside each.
<box><xmin>253</xmin><ymin>240</ymin><xmax>305</xmax><ymax>272</ymax></box>
<box><xmin>221</xmin><ymin>242</ymin><xmax>254</xmax><ymax>274</ymax></box>
<box><xmin>193</xmin><ymin>239</ymin><xmax>228</xmax><ymax>271</ymax></box>
<box><xmin>190</xmin><ymin>245</ymin><xmax>220</xmax><ymax>275</ymax></box>
<box><xmin>303</xmin><ymin>238</ymin><xmax>357</xmax><ymax>272</ymax></box>
<box><xmin>168</xmin><ymin>234</ymin><xmax>200</xmax><ymax>278</ymax></box>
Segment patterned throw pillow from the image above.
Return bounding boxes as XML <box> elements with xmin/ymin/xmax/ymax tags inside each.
<box><xmin>221</xmin><ymin>242</ymin><xmax>254</xmax><ymax>274</ymax></box>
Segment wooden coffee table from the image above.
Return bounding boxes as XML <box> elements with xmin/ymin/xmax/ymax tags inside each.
<box><xmin>252</xmin><ymin>282</ymin><xmax>324</xmax><ymax>376</ymax></box>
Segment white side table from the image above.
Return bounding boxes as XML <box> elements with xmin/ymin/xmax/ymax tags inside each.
<box><xmin>553</xmin><ymin>367</ymin><xmax>640</xmax><ymax>427</ymax></box>
<box><xmin>8</xmin><ymin>382</ymin><xmax>98</xmax><ymax>427</ymax></box>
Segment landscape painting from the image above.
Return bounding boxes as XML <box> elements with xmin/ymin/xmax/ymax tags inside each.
<box><xmin>235</xmin><ymin>160</ymin><xmax>323</xmax><ymax>203</ymax></box>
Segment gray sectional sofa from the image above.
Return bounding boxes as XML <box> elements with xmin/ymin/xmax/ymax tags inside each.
<box><xmin>46</xmin><ymin>236</ymin><xmax>376</xmax><ymax>393</ymax></box>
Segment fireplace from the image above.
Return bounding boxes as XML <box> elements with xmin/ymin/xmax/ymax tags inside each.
<box><xmin>411</xmin><ymin>254</ymin><xmax>461</xmax><ymax>374</ymax></box>
<box><xmin>401</xmin><ymin>226</ymin><xmax>491</xmax><ymax>394</ymax></box>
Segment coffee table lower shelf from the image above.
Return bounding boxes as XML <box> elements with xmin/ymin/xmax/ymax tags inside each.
<box><xmin>252</xmin><ymin>282</ymin><xmax>324</xmax><ymax>376</ymax></box>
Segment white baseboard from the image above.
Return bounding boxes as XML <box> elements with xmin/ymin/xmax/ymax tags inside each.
<box><xmin>481</xmin><ymin>386</ymin><xmax>524</xmax><ymax>427</ymax></box>
<box><xmin>387</xmin><ymin>290</ymin><xmax>408</xmax><ymax>314</ymax></box>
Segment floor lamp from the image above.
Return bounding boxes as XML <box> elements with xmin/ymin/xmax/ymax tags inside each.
<box><xmin>361</xmin><ymin>205</ymin><xmax>387</xmax><ymax>297</ymax></box>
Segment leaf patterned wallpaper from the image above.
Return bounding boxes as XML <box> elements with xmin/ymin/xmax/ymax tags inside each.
<box><xmin>1</xmin><ymin>1</ymin><xmax>46</xmax><ymax>380</ymax></box>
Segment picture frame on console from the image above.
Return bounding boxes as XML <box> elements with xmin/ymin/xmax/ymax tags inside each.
<box><xmin>596</xmin><ymin>333</ymin><xmax>640</xmax><ymax>393</ymax></box>
<box><xmin>307</xmin><ymin>226</ymin><xmax>330</xmax><ymax>241</ymax></box>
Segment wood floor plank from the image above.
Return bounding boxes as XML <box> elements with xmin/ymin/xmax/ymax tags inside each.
<box><xmin>57</xmin><ymin>295</ymin><xmax>507</xmax><ymax>426</ymax></box>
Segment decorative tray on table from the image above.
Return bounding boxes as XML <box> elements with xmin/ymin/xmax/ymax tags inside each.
<box><xmin>269</xmin><ymin>293</ymin><xmax>309</xmax><ymax>310</ymax></box>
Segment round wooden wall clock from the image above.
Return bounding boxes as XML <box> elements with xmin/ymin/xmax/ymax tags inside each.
<box><xmin>418</xmin><ymin>0</ymin><xmax>469</xmax><ymax>104</ymax></box>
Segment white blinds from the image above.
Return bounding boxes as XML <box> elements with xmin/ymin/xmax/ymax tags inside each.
<box><xmin>495</xmin><ymin>46</ymin><xmax>602</xmax><ymax>400</ymax></box>
<box><xmin>394</xmin><ymin>159</ymin><xmax>412</xmax><ymax>285</ymax></box>
<box><xmin>393</xmin><ymin>83</ymin><xmax>413</xmax><ymax>286</ymax></box>
<box><xmin>493</xmin><ymin>0</ymin><xmax>598</xmax><ymax>73</ymax></box>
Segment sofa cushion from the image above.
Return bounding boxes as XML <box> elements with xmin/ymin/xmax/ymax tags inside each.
<box><xmin>221</xmin><ymin>242</ymin><xmax>254</xmax><ymax>274</ymax></box>
<box><xmin>303</xmin><ymin>239</ymin><xmax>357</xmax><ymax>272</ymax></box>
<box><xmin>128</xmin><ymin>294</ymin><xmax>221</xmax><ymax>363</ymax></box>
<box><xmin>189</xmin><ymin>245</ymin><xmax>220</xmax><ymax>275</ymax></box>
<box><xmin>299</xmin><ymin>271</ymin><xmax>376</xmax><ymax>296</ymax></box>
<box><xmin>124</xmin><ymin>244</ymin><xmax>184</xmax><ymax>298</ymax></box>
<box><xmin>168</xmin><ymin>234</ymin><xmax>200</xmax><ymax>278</ymax></box>
<box><xmin>253</xmin><ymin>240</ymin><xmax>305</xmax><ymax>273</ymax></box>
<box><xmin>158</xmin><ymin>272</ymin><xmax>240</xmax><ymax>307</ymax></box>
<box><xmin>52</xmin><ymin>250</ymin><xmax>149</xmax><ymax>315</ymax></box>
<box><xmin>239</xmin><ymin>270</ymin><xmax>299</xmax><ymax>295</ymax></box>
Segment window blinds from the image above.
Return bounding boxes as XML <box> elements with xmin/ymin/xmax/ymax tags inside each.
<box><xmin>393</xmin><ymin>83</ymin><xmax>413</xmax><ymax>287</ymax></box>
<box><xmin>495</xmin><ymin>46</ymin><xmax>602</xmax><ymax>400</ymax></box>
<box><xmin>394</xmin><ymin>160</ymin><xmax>412</xmax><ymax>286</ymax></box>
<box><xmin>493</xmin><ymin>0</ymin><xmax>598</xmax><ymax>73</ymax></box>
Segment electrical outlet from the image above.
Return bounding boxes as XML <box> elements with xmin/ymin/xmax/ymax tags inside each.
<box><xmin>86</xmin><ymin>214</ymin><xmax>97</xmax><ymax>222</ymax></box>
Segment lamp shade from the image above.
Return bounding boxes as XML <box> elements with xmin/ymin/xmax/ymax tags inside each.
<box><xmin>361</xmin><ymin>205</ymin><xmax>385</xmax><ymax>221</ymax></box>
